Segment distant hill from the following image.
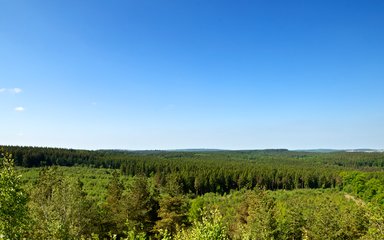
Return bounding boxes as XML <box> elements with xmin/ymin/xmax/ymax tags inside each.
<box><xmin>295</xmin><ymin>149</ymin><xmax>343</xmax><ymax>153</ymax></box>
<box><xmin>296</xmin><ymin>149</ymin><xmax>384</xmax><ymax>153</ymax></box>
<box><xmin>167</xmin><ymin>148</ymin><xmax>225</xmax><ymax>152</ymax></box>
<box><xmin>345</xmin><ymin>149</ymin><xmax>384</xmax><ymax>153</ymax></box>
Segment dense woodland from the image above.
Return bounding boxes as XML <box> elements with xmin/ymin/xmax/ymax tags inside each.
<box><xmin>1</xmin><ymin>146</ymin><xmax>384</xmax><ymax>239</ymax></box>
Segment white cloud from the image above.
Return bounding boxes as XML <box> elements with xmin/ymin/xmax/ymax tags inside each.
<box><xmin>12</xmin><ymin>88</ymin><xmax>22</xmax><ymax>93</ymax></box>
<box><xmin>0</xmin><ymin>88</ymin><xmax>23</xmax><ymax>94</ymax></box>
<box><xmin>14</xmin><ymin>107</ymin><xmax>25</xmax><ymax>112</ymax></box>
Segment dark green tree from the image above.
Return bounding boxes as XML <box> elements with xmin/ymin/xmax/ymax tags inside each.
<box><xmin>102</xmin><ymin>171</ymin><xmax>126</xmax><ymax>236</ymax></box>
<box><xmin>124</xmin><ymin>175</ymin><xmax>159</xmax><ymax>236</ymax></box>
<box><xmin>155</xmin><ymin>194</ymin><xmax>189</xmax><ymax>235</ymax></box>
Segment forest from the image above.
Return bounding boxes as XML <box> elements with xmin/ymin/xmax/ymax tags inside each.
<box><xmin>1</xmin><ymin>145</ymin><xmax>384</xmax><ymax>239</ymax></box>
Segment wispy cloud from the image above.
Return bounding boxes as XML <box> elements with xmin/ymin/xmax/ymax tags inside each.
<box><xmin>12</xmin><ymin>88</ymin><xmax>22</xmax><ymax>93</ymax></box>
<box><xmin>14</xmin><ymin>107</ymin><xmax>25</xmax><ymax>112</ymax></box>
<box><xmin>0</xmin><ymin>88</ymin><xmax>23</xmax><ymax>94</ymax></box>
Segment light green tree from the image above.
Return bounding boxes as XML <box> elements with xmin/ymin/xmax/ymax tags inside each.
<box><xmin>0</xmin><ymin>151</ymin><xmax>29</xmax><ymax>239</ymax></box>
<box><xmin>235</xmin><ymin>190</ymin><xmax>277</xmax><ymax>240</ymax></box>
<box><xmin>174</xmin><ymin>208</ymin><xmax>229</xmax><ymax>240</ymax></box>
<box><xmin>362</xmin><ymin>203</ymin><xmax>384</xmax><ymax>239</ymax></box>
<box><xmin>28</xmin><ymin>167</ymin><xmax>96</xmax><ymax>239</ymax></box>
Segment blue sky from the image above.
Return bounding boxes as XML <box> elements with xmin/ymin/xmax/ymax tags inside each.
<box><xmin>1</xmin><ymin>0</ymin><xmax>383</xmax><ymax>150</ymax></box>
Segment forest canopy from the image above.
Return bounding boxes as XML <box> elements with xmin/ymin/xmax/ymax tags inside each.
<box><xmin>1</xmin><ymin>146</ymin><xmax>384</xmax><ymax>239</ymax></box>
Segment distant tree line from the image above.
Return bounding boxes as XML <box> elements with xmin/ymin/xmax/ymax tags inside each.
<box><xmin>2</xmin><ymin>146</ymin><xmax>384</xmax><ymax>195</ymax></box>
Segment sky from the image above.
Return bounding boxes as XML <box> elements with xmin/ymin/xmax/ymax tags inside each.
<box><xmin>1</xmin><ymin>0</ymin><xmax>384</xmax><ymax>150</ymax></box>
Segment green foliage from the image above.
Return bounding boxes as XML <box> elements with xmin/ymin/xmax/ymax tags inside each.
<box><xmin>174</xmin><ymin>208</ymin><xmax>229</xmax><ymax>240</ymax></box>
<box><xmin>234</xmin><ymin>190</ymin><xmax>277</xmax><ymax>240</ymax></box>
<box><xmin>124</xmin><ymin>175</ymin><xmax>159</xmax><ymax>235</ymax></box>
<box><xmin>28</xmin><ymin>167</ymin><xmax>98</xmax><ymax>239</ymax></box>
<box><xmin>155</xmin><ymin>194</ymin><xmax>189</xmax><ymax>235</ymax></box>
<box><xmin>2</xmin><ymin>147</ymin><xmax>384</xmax><ymax>238</ymax></box>
<box><xmin>341</xmin><ymin>171</ymin><xmax>384</xmax><ymax>205</ymax></box>
<box><xmin>102</xmin><ymin>170</ymin><xmax>126</xmax><ymax>235</ymax></box>
<box><xmin>272</xmin><ymin>189</ymin><xmax>369</xmax><ymax>240</ymax></box>
<box><xmin>188</xmin><ymin>189</ymin><xmax>371</xmax><ymax>240</ymax></box>
<box><xmin>8</xmin><ymin>145</ymin><xmax>384</xmax><ymax>194</ymax></box>
<box><xmin>123</xmin><ymin>226</ymin><xmax>148</xmax><ymax>240</ymax></box>
<box><xmin>19</xmin><ymin>166</ymin><xmax>132</xmax><ymax>204</ymax></box>
<box><xmin>363</xmin><ymin>203</ymin><xmax>384</xmax><ymax>239</ymax></box>
<box><xmin>304</xmin><ymin>195</ymin><xmax>367</xmax><ymax>239</ymax></box>
<box><xmin>100</xmin><ymin>174</ymin><xmax>160</xmax><ymax>238</ymax></box>
<box><xmin>0</xmin><ymin>151</ymin><xmax>29</xmax><ymax>239</ymax></box>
